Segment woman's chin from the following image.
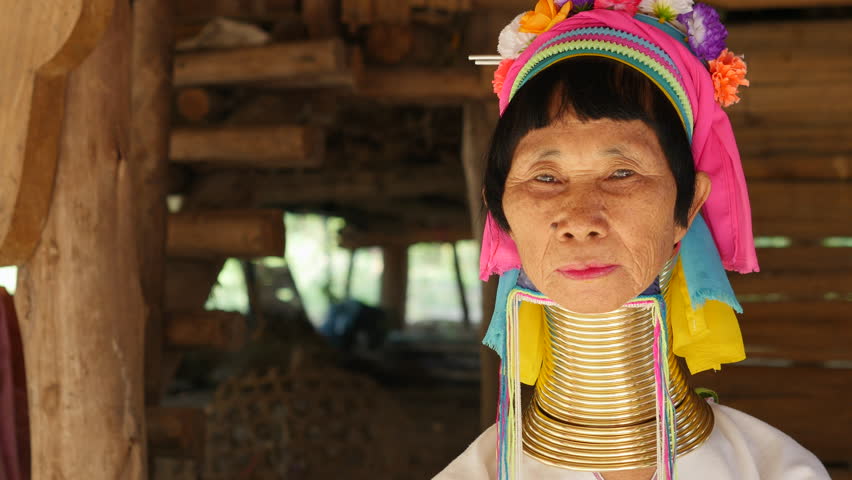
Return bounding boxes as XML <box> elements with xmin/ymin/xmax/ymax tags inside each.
<box><xmin>540</xmin><ymin>279</ymin><xmax>642</xmax><ymax>314</ymax></box>
<box><xmin>549</xmin><ymin>295</ymin><xmax>629</xmax><ymax>314</ymax></box>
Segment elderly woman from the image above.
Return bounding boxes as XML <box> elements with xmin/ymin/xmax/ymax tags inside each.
<box><xmin>436</xmin><ymin>2</ymin><xmax>830</xmax><ymax>480</ymax></box>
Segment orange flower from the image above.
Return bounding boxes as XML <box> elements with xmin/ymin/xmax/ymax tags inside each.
<box><xmin>493</xmin><ymin>59</ymin><xmax>515</xmax><ymax>96</ymax></box>
<box><xmin>708</xmin><ymin>49</ymin><xmax>750</xmax><ymax>108</ymax></box>
<box><xmin>519</xmin><ymin>0</ymin><xmax>573</xmax><ymax>35</ymax></box>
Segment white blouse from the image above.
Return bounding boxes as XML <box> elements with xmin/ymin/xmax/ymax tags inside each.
<box><xmin>434</xmin><ymin>402</ymin><xmax>830</xmax><ymax>480</ymax></box>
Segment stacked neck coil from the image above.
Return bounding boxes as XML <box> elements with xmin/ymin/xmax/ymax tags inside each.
<box><xmin>522</xmin><ymin>257</ymin><xmax>714</xmax><ymax>471</ymax></box>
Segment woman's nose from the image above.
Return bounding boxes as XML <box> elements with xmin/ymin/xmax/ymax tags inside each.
<box><xmin>550</xmin><ymin>191</ymin><xmax>608</xmax><ymax>241</ymax></box>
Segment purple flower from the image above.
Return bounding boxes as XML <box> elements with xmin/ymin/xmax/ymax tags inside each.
<box><xmin>678</xmin><ymin>3</ymin><xmax>727</xmax><ymax>61</ymax></box>
<box><xmin>569</xmin><ymin>0</ymin><xmax>595</xmax><ymax>10</ymax></box>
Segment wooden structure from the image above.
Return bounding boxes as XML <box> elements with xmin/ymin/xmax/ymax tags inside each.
<box><xmin>0</xmin><ymin>0</ymin><xmax>849</xmax><ymax>478</ymax></box>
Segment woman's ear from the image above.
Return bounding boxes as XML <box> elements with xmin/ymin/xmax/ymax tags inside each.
<box><xmin>674</xmin><ymin>172</ymin><xmax>712</xmax><ymax>244</ymax></box>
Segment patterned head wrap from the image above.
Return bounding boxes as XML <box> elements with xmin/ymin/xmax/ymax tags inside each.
<box><xmin>482</xmin><ymin>8</ymin><xmax>758</xmax><ymax>279</ymax></box>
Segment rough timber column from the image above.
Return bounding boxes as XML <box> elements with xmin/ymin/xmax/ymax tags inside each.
<box><xmin>130</xmin><ymin>0</ymin><xmax>175</xmax><ymax>405</ymax></box>
<box><xmin>15</xmin><ymin>1</ymin><xmax>148</xmax><ymax>478</ymax></box>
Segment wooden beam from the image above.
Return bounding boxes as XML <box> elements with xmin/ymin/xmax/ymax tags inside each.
<box><xmin>147</xmin><ymin>406</ymin><xmax>206</xmax><ymax>461</ymax></box>
<box><xmin>830</xmin><ymin>468</ymin><xmax>852</xmax><ymax>480</ymax></box>
<box><xmin>0</xmin><ymin>0</ymin><xmax>113</xmax><ymax>265</ymax></box>
<box><xmin>726</xmin><ymin>20</ymin><xmax>852</xmax><ymax>180</ymax></box>
<box><xmin>469</xmin><ymin>0</ymin><xmax>852</xmax><ymax>10</ymax></box>
<box><xmin>731</xmin><ymin>271</ymin><xmax>852</xmax><ymax>299</ymax></box>
<box><xmin>710</xmin><ymin>0</ymin><xmax>852</xmax><ymax>9</ymax></box>
<box><xmin>131</xmin><ymin>0</ymin><xmax>175</xmax><ymax>406</ymax></box>
<box><xmin>740</xmin><ymin>302</ymin><xmax>852</xmax><ymax>363</ymax></box>
<box><xmin>167</xmin><ymin>209</ymin><xmax>285</xmax><ymax>259</ymax></box>
<box><xmin>365</xmin><ymin>24</ymin><xmax>414</xmax><ymax>64</ymax></box>
<box><xmin>755</xmin><ymin>247</ymin><xmax>852</xmax><ymax>272</ymax></box>
<box><xmin>302</xmin><ymin>0</ymin><xmax>341</xmax><ymax>38</ymax></box>
<box><xmin>741</xmin><ymin>153</ymin><xmax>851</xmax><ymax>181</ymax></box>
<box><xmin>358</xmin><ymin>67</ymin><xmax>493</xmax><ymax>103</ymax></box>
<box><xmin>692</xmin><ymin>366</ymin><xmax>852</xmax><ymax>462</ymax></box>
<box><xmin>166</xmin><ymin>310</ymin><xmax>247</xmax><ymax>351</ymax></box>
<box><xmin>340</xmin><ymin>226</ymin><xmax>472</xmax><ymax>248</ymax></box>
<box><xmin>176</xmin><ymin>0</ymin><xmax>297</xmax><ymax>21</ymax></box>
<box><xmin>170</xmin><ymin>125</ymin><xmax>325</xmax><ymax>168</ymax></box>
<box><xmin>174</xmin><ymin>38</ymin><xmax>348</xmax><ymax>87</ymax></box>
<box><xmin>737</xmin><ymin>302</ymin><xmax>852</xmax><ymax>362</ymax></box>
<box><xmin>15</xmin><ymin>1</ymin><xmax>148</xmax><ymax>478</ymax></box>
<box><xmin>175</xmin><ymin>87</ymin><xmax>228</xmax><ymax>123</ymax></box>
<box><xmin>381</xmin><ymin>245</ymin><xmax>409</xmax><ymax>329</ymax></box>
<box><xmin>188</xmin><ymin>165</ymin><xmax>467</xmax><ymax>208</ymax></box>
<box><xmin>749</xmin><ymin>182</ymin><xmax>852</xmax><ymax>237</ymax></box>
<box><xmin>257</xmin><ymin>166</ymin><xmax>467</xmax><ymax>204</ymax></box>
<box><xmin>225</xmin><ymin>91</ymin><xmax>339</xmax><ymax>126</ymax></box>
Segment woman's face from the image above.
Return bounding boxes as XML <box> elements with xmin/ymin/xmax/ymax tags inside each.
<box><xmin>503</xmin><ymin>111</ymin><xmax>697</xmax><ymax>313</ymax></box>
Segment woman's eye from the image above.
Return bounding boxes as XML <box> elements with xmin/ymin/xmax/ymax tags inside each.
<box><xmin>535</xmin><ymin>174</ymin><xmax>557</xmax><ymax>183</ymax></box>
<box><xmin>610</xmin><ymin>169</ymin><xmax>635</xmax><ymax>179</ymax></box>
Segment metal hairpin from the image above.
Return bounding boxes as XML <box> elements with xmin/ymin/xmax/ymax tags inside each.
<box><xmin>468</xmin><ymin>54</ymin><xmax>502</xmax><ymax>65</ymax></box>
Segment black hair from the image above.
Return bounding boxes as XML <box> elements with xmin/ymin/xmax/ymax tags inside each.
<box><xmin>483</xmin><ymin>57</ymin><xmax>696</xmax><ymax>231</ymax></box>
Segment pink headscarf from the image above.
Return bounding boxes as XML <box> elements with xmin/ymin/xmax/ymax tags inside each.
<box><xmin>480</xmin><ymin>9</ymin><xmax>758</xmax><ymax>280</ymax></box>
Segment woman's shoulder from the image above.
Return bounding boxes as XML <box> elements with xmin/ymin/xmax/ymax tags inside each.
<box><xmin>685</xmin><ymin>401</ymin><xmax>831</xmax><ymax>479</ymax></box>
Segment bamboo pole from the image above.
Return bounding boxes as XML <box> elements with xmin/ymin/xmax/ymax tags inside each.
<box><xmin>15</xmin><ymin>1</ymin><xmax>147</xmax><ymax>477</ymax></box>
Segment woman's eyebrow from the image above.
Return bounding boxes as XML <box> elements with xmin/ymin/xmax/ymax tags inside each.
<box><xmin>601</xmin><ymin>146</ymin><xmax>629</xmax><ymax>157</ymax></box>
<box><xmin>537</xmin><ymin>149</ymin><xmax>562</xmax><ymax>159</ymax></box>
<box><xmin>600</xmin><ymin>145</ymin><xmax>643</xmax><ymax>162</ymax></box>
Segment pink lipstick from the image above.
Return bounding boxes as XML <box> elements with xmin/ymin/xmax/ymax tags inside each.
<box><xmin>557</xmin><ymin>264</ymin><xmax>619</xmax><ymax>280</ymax></box>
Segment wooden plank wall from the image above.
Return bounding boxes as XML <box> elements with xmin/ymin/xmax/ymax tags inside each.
<box><xmin>691</xmin><ymin>17</ymin><xmax>852</xmax><ymax>474</ymax></box>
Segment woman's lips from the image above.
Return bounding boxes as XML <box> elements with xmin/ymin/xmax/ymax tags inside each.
<box><xmin>556</xmin><ymin>264</ymin><xmax>619</xmax><ymax>280</ymax></box>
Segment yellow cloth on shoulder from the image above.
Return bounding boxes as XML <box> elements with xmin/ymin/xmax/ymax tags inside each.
<box><xmin>666</xmin><ymin>257</ymin><xmax>746</xmax><ymax>374</ymax></box>
<box><xmin>518</xmin><ymin>300</ymin><xmax>546</xmax><ymax>385</ymax></box>
<box><xmin>517</xmin><ymin>257</ymin><xmax>746</xmax><ymax>385</ymax></box>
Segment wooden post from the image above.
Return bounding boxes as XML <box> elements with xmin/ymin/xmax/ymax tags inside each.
<box><xmin>462</xmin><ymin>100</ymin><xmax>500</xmax><ymax>429</ymax></box>
<box><xmin>131</xmin><ymin>0</ymin><xmax>175</xmax><ymax>406</ymax></box>
<box><xmin>381</xmin><ymin>245</ymin><xmax>409</xmax><ymax>330</ymax></box>
<box><xmin>452</xmin><ymin>242</ymin><xmax>472</xmax><ymax>330</ymax></box>
<box><xmin>167</xmin><ymin>209</ymin><xmax>285</xmax><ymax>259</ymax></box>
<box><xmin>15</xmin><ymin>1</ymin><xmax>148</xmax><ymax>478</ymax></box>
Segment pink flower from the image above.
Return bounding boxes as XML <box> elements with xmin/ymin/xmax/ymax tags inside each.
<box><xmin>493</xmin><ymin>59</ymin><xmax>515</xmax><ymax>96</ymax></box>
<box><xmin>594</xmin><ymin>0</ymin><xmax>641</xmax><ymax>16</ymax></box>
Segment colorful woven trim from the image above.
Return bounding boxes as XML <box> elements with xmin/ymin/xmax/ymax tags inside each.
<box><xmin>508</xmin><ymin>27</ymin><xmax>695</xmax><ymax>139</ymax></box>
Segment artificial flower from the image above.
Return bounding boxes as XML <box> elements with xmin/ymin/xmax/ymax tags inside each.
<box><xmin>498</xmin><ymin>13</ymin><xmax>537</xmax><ymax>59</ymax></box>
<box><xmin>638</xmin><ymin>0</ymin><xmax>693</xmax><ymax>22</ymax></box>
<box><xmin>519</xmin><ymin>0</ymin><xmax>573</xmax><ymax>35</ymax></box>
<box><xmin>708</xmin><ymin>48</ymin><xmax>749</xmax><ymax>107</ymax></box>
<box><xmin>594</xmin><ymin>0</ymin><xmax>641</xmax><ymax>16</ymax></box>
<box><xmin>678</xmin><ymin>3</ymin><xmax>727</xmax><ymax>61</ymax></box>
<box><xmin>493</xmin><ymin>58</ymin><xmax>515</xmax><ymax>95</ymax></box>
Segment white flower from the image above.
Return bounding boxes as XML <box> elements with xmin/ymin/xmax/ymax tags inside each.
<box><xmin>497</xmin><ymin>13</ymin><xmax>537</xmax><ymax>59</ymax></box>
<box><xmin>638</xmin><ymin>0</ymin><xmax>693</xmax><ymax>22</ymax></box>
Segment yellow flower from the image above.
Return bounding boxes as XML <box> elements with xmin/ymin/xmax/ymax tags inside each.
<box><xmin>519</xmin><ymin>0</ymin><xmax>573</xmax><ymax>35</ymax></box>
